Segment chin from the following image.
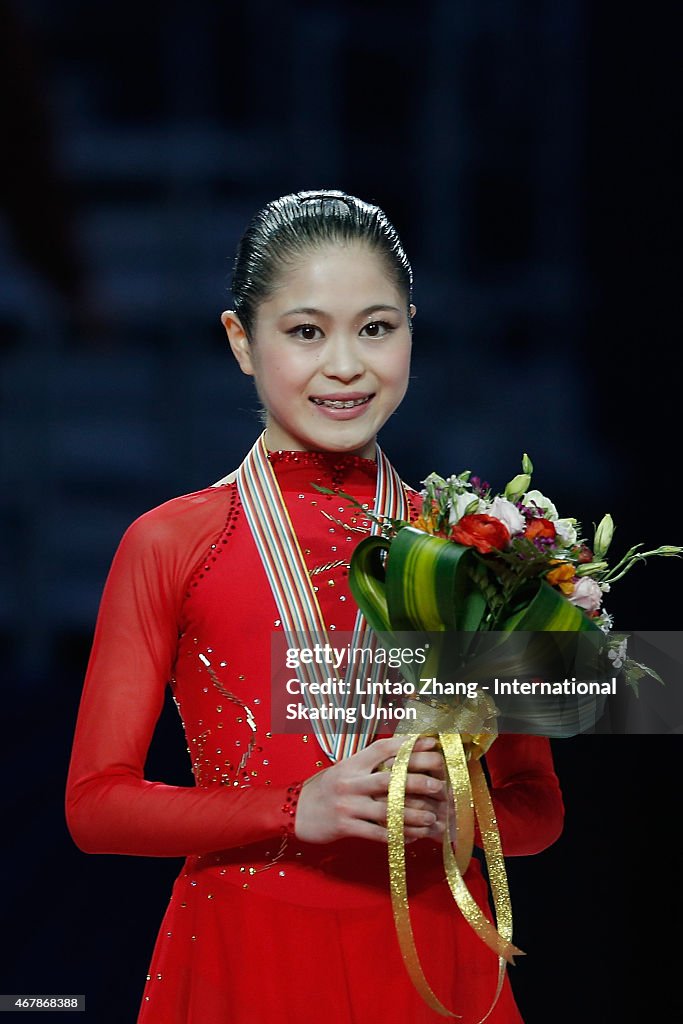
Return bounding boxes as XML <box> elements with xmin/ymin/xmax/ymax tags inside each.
<box><xmin>329</xmin><ymin>438</ymin><xmax>376</xmax><ymax>458</ymax></box>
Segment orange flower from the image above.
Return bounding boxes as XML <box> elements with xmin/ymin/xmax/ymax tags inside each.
<box><xmin>451</xmin><ymin>514</ymin><xmax>510</xmax><ymax>554</ymax></box>
<box><xmin>413</xmin><ymin>513</ymin><xmax>438</xmax><ymax>534</ymax></box>
<box><xmin>546</xmin><ymin>561</ymin><xmax>575</xmax><ymax>595</ymax></box>
<box><xmin>413</xmin><ymin>501</ymin><xmax>442</xmax><ymax>536</ymax></box>
<box><xmin>524</xmin><ymin>517</ymin><xmax>556</xmax><ymax>541</ymax></box>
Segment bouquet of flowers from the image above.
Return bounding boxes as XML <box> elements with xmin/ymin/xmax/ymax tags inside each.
<box><xmin>351</xmin><ymin>453</ymin><xmax>680</xmax><ymax>688</ymax></box>
<box><xmin>326</xmin><ymin>455</ymin><xmax>681</xmax><ymax>1019</ymax></box>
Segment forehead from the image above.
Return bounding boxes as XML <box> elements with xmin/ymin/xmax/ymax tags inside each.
<box><xmin>264</xmin><ymin>243</ymin><xmax>402</xmax><ymax>314</ymax></box>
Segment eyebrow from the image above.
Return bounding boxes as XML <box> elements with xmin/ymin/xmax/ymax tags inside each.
<box><xmin>280</xmin><ymin>304</ymin><xmax>403</xmax><ymax>317</ymax></box>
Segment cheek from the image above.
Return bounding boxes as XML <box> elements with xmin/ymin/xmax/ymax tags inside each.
<box><xmin>275</xmin><ymin>361</ymin><xmax>309</xmax><ymax>388</ymax></box>
<box><xmin>268</xmin><ymin>352</ymin><xmax>322</xmax><ymax>390</ymax></box>
<box><xmin>387</xmin><ymin>343</ymin><xmax>412</xmax><ymax>387</ymax></box>
<box><xmin>254</xmin><ymin>352</ymin><xmax>295</xmax><ymax>387</ymax></box>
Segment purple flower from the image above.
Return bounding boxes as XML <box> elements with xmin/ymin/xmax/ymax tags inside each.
<box><xmin>470</xmin><ymin>476</ymin><xmax>490</xmax><ymax>497</ymax></box>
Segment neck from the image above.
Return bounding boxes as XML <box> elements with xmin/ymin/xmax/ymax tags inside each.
<box><xmin>262</xmin><ymin>427</ymin><xmax>377</xmax><ymax>461</ymax></box>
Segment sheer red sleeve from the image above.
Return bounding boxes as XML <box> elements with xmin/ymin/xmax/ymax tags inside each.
<box><xmin>65</xmin><ymin>492</ymin><xmax>294</xmax><ymax>858</ymax></box>
<box><xmin>477</xmin><ymin>734</ymin><xmax>564</xmax><ymax>856</ymax></box>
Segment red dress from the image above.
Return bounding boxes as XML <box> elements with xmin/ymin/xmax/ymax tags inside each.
<box><xmin>65</xmin><ymin>449</ymin><xmax>564</xmax><ymax>1024</ymax></box>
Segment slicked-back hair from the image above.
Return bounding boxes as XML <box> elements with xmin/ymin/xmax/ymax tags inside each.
<box><xmin>231</xmin><ymin>190</ymin><xmax>413</xmax><ymax>339</ymax></box>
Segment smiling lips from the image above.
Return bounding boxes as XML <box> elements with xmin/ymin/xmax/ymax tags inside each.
<box><xmin>310</xmin><ymin>394</ymin><xmax>374</xmax><ymax>409</ymax></box>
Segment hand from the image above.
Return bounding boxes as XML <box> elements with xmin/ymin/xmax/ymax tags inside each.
<box><xmin>381</xmin><ymin>740</ymin><xmax>451</xmax><ymax>844</ymax></box>
<box><xmin>294</xmin><ymin>736</ymin><xmax>449</xmax><ymax>845</ymax></box>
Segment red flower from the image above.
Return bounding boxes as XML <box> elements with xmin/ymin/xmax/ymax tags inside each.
<box><xmin>451</xmin><ymin>514</ymin><xmax>511</xmax><ymax>554</ymax></box>
<box><xmin>524</xmin><ymin>517</ymin><xmax>556</xmax><ymax>541</ymax></box>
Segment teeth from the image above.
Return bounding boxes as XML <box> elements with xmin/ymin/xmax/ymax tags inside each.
<box><xmin>312</xmin><ymin>396</ymin><xmax>370</xmax><ymax>409</ymax></box>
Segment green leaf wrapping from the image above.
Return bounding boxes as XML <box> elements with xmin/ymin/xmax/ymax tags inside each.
<box><xmin>502</xmin><ymin>580</ymin><xmax>602</xmax><ymax>632</ymax></box>
<box><xmin>347</xmin><ymin>535</ymin><xmax>392</xmax><ymax>633</ymax></box>
<box><xmin>350</xmin><ymin>527</ymin><xmax>487</xmax><ymax>635</ymax></box>
<box><xmin>350</xmin><ymin>527</ymin><xmax>602</xmax><ymax>641</ymax></box>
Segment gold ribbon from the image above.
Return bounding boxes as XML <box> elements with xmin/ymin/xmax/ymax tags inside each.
<box><xmin>387</xmin><ymin>696</ymin><xmax>524</xmax><ymax>1020</ymax></box>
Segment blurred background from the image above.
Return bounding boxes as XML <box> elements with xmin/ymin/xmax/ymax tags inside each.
<box><xmin>1</xmin><ymin>1</ymin><xmax>679</xmax><ymax>1020</ymax></box>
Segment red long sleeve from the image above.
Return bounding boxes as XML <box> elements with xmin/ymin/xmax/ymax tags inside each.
<box><xmin>477</xmin><ymin>733</ymin><xmax>564</xmax><ymax>856</ymax></box>
<box><xmin>65</xmin><ymin>489</ymin><xmax>293</xmax><ymax>857</ymax></box>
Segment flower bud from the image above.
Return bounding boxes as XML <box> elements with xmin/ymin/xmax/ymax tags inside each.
<box><xmin>522</xmin><ymin>453</ymin><xmax>534</xmax><ymax>475</ymax></box>
<box><xmin>593</xmin><ymin>514</ymin><xmax>614</xmax><ymax>560</ymax></box>
<box><xmin>504</xmin><ymin>473</ymin><xmax>531</xmax><ymax>501</ymax></box>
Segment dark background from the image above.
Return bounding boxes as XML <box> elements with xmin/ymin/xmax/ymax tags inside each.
<box><xmin>1</xmin><ymin>1</ymin><xmax>680</xmax><ymax>1020</ymax></box>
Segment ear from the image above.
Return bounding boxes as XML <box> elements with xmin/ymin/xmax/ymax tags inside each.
<box><xmin>221</xmin><ymin>310</ymin><xmax>254</xmax><ymax>377</ymax></box>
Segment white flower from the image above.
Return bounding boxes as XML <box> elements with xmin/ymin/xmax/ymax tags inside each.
<box><xmin>487</xmin><ymin>496</ymin><xmax>525</xmax><ymax>536</ymax></box>
<box><xmin>445</xmin><ymin>474</ymin><xmax>471</xmax><ymax>490</ymax></box>
<box><xmin>568</xmin><ymin>577</ymin><xmax>603</xmax><ymax>614</ymax></box>
<box><xmin>523</xmin><ymin>489</ymin><xmax>558</xmax><ymax>520</ymax></box>
<box><xmin>554</xmin><ymin>518</ymin><xmax>578</xmax><ymax>546</ymax></box>
<box><xmin>448</xmin><ymin>491</ymin><xmax>484</xmax><ymax>525</ymax></box>
<box><xmin>598</xmin><ymin>611</ymin><xmax>614</xmax><ymax>634</ymax></box>
<box><xmin>523</xmin><ymin>489</ymin><xmax>575</xmax><ymax>544</ymax></box>
<box><xmin>607</xmin><ymin>638</ymin><xmax>628</xmax><ymax>670</ymax></box>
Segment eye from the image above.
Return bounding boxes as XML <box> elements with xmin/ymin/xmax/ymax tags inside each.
<box><xmin>287</xmin><ymin>323</ymin><xmax>324</xmax><ymax>342</ymax></box>
<box><xmin>360</xmin><ymin>320</ymin><xmax>393</xmax><ymax>339</ymax></box>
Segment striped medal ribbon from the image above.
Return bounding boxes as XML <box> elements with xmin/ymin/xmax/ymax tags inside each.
<box><xmin>236</xmin><ymin>432</ymin><xmax>409</xmax><ymax>762</ymax></box>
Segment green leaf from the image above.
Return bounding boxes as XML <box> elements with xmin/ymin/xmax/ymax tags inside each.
<box><xmin>625</xmin><ymin>658</ymin><xmax>665</xmax><ymax>687</ymax></box>
<box><xmin>347</xmin><ymin>536</ymin><xmax>392</xmax><ymax>633</ymax></box>
<box><xmin>349</xmin><ymin>526</ymin><xmax>490</xmax><ymax>637</ymax></box>
<box><xmin>384</xmin><ymin>527</ymin><xmax>486</xmax><ymax>633</ymax></box>
<box><xmin>501</xmin><ymin>580</ymin><xmax>602</xmax><ymax>632</ymax></box>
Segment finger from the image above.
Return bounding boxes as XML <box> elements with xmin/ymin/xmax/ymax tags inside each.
<box><xmin>348</xmin><ymin>821</ymin><xmax>445</xmax><ymax>845</ymax></box>
<box><xmin>403</xmin><ymin>796</ymin><xmax>444</xmax><ymax>815</ymax></box>
<box><xmin>353</xmin><ymin>795</ymin><xmax>393</xmax><ymax>825</ymax></box>
<box><xmin>404</xmin><ymin>773</ymin><xmax>447</xmax><ymax>799</ymax></box>
<box><xmin>362</xmin><ymin>768</ymin><xmax>447</xmax><ymax>802</ymax></box>
<box><xmin>402</xmin><ymin>824</ymin><xmax>442</xmax><ymax>841</ymax></box>
<box><xmin>405</xmin><ymin>751</ymin><xmax>447</xmax><ymax>776</ymax></box>
<box><xmin>381</xmin><ymin>753</ymin><xmax>444</xmax><ymax>772</ymax></box>
<box><xmin>372</xmin><ymin>797</ymin><xmax>439</xmax><ymax>831</ymax></box>
<box><xmin>364</xmin><ymin>772</ymin><xmax>393</xmax><ymax>797</ymax></box>
<box><xmin>412</xmin><ymin>737</ymin><xmax>440</xmax><ymax>752</ymax></box>
<box><xmin>422</xmin><ymin>819</ymin><xmax>447</xmax><ymax>840</ymax></box>
<box><xmin>348</xmin><ymin>820</ymin><xmax>392</xmax><ymax>844</ymax></box>
<box><xmin>402</xmin><ymin>808</ymin><xmax>439</xmax><ymax>829</ymax></box>
<box><xmin>357</xmin><ymin>735</ymin><xmax>437</xmax><ymax>772</ymax></box>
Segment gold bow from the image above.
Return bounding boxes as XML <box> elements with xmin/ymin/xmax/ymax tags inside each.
<box><xmin>387</xmin><ymin>695</ymin><xmax>524</xmax><ymax>1020</ymax></box>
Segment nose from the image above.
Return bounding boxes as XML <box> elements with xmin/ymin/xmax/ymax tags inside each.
<box><xmin>321</xmin><ymin>333</ymin><xmax>364</xmax><ymax>382</ymax></box>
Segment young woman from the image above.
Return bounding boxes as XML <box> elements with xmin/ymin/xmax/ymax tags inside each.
<box><xmin>66</xmin><ymin>190</ymin><xmax>564</xmax><ymax>1023</ymax></box>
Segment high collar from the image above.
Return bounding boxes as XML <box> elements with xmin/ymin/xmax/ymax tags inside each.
<box><xmin>265</xmin><ymin>449</ymin><xmax>378</xmax><ymax>494</ymax></box>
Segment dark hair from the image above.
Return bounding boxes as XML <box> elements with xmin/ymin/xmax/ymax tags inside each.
<box><xmin>231</xmin><ymin>190</ymin><xmax>413</xmax><ymax>338</ymax></box>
